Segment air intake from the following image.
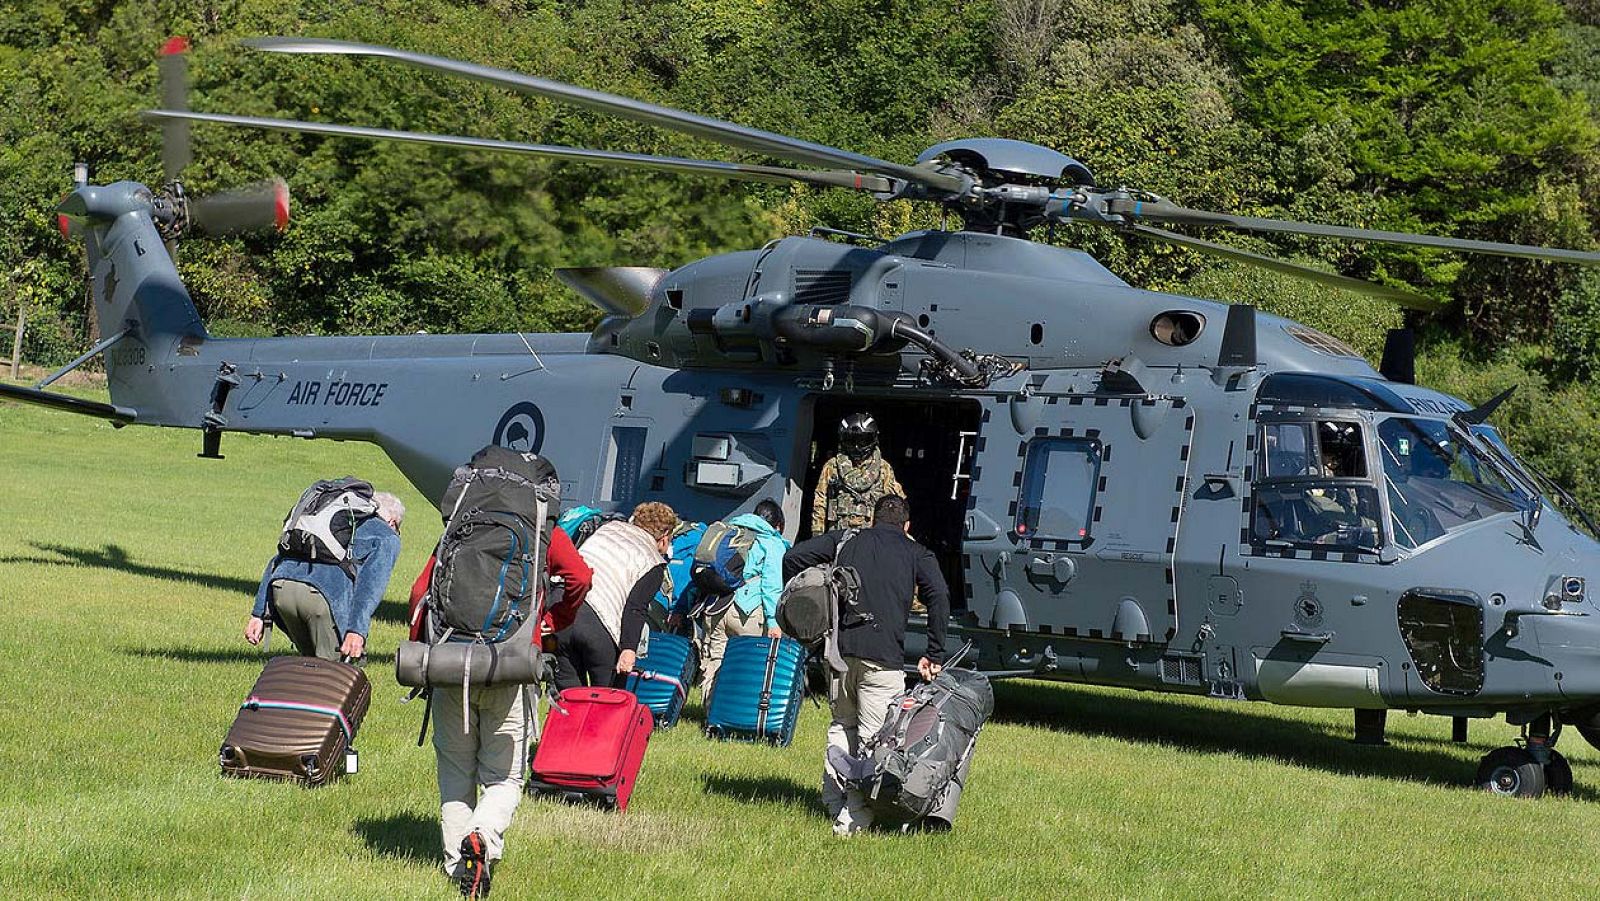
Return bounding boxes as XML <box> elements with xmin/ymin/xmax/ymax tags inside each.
<box><xmin>793</xmin><ymin>269</ymin><xmax>852</xmax><ymax>305</ymax></box>
<box><xmin>1160</xmin><ymin>655</ymin><xmax>1203</xmax><ymax>685</ymax></box>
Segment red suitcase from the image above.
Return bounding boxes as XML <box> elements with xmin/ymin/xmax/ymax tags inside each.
<box><xmin>528</xmin><ymin>687</ymin><xmax>652</xmax><ymax>810</ymax></box>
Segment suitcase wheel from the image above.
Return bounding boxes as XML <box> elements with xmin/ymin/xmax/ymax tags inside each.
<box><xmin>301</xmin><ymin>754</ymin><xmax>322</xmax><ymax>781</ymax></box>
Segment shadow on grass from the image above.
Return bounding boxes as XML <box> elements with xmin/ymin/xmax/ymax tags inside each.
<box><xmin>123</xmin><ymin>646</ymin><xmax>395</xmax><ymax>665</ymax></box>
<box><xmin>700</xmin><ymin>773</ymin><xmax>827</xmax><ymax>818</ymax></box>
<box><xmin>4</xmin><ymin>541</ymin><xmax>259</xmax><ymax>594</ymax></box>
<box><xmin>352</xmin><ymin>812</ymin><xmax>439</xmax><ymax>864</ymax></box>
<box><xmin>989</xmin><ymin>680</ymin><xmax>1600</xmax><ymax>800</ymax></box>
<box><xmin>11</xmin><ymin>540</ymin><xmax>414</xmax><ymax>625</ymax></box>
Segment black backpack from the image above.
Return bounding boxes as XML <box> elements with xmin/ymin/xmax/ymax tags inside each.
<box><xmin>277</xmin><ymin>477</ymin><xmax>379</xmax><ymax>578</ymax></box>
<box><xmin>424</xmin><ymin>446</ymin><xmax>558</xmax><ymax>645</ymax></box>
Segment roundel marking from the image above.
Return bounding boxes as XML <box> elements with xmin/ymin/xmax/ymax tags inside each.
<box><xmin>493</xmin><ymin>402</ymin><xmax>546</xmax><ymax>454</ymax></box>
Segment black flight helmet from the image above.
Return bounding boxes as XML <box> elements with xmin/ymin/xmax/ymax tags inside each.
<box><xmin>839</xmin><ymin>412</ymin><xmax>879</xmax><ymax>463</ymax></box>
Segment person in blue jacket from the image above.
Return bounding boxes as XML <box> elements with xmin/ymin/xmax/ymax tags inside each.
<box><xmin>244</xmin><ymin>491</ymin><xmax>405</xmax><ymax>662</ymax></box>
<box><xmin>692</xmin><ymin>499</ymin><xmax>790</xmax><ymax>693</ymax></box>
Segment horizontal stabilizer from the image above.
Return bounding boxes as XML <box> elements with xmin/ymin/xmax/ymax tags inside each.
<box><xmin>0</xmin><ymin>383</ymin><xmax>137</xmax><ymax>424</ymax></box>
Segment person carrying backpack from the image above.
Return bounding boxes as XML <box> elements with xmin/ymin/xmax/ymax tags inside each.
<box><xmin>244</xmin><ymin>480</ymin><xmax>405</xmax><ymax>662</ymax></box>
<box><xmin>782</xmin><ymin>493</ymin><xmax>949</xmax><ymax>836</ymax></box>
<box><xmin>403</xmin><ymin>448</ymin><xmax>592</xmax><ymax>898</ymax></box>
<box><xmin>678</xmin><ymin>499</ymin><xmax>789</xmax><ymax>694</ymax></box>
<box><xmin>557</xmin><ymin>502</ymin><xmax>679</xmax><ymax>690</ymax></box>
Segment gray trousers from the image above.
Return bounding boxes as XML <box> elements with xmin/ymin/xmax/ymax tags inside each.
<box><xmin>434</xmin><ymin>683</ymin><xmax>528</xmax><ymax>874</ymax></box>
<box><xmin>824</xmin><ymin>657</ymin><xmax>905</xmax><ymax>831</ymax></box>
<box><xmin>698</xmin><ymin>604</ymin><xmax>765</xmax><ymax>694</ymax></box>
<box><xmin>269</xmin><ymin>579</ymin><xmax>340</xmax><ymax>660</ymax></box>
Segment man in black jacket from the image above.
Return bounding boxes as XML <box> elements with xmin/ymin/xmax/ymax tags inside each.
<box><xmin>783</xmin><ymin>494</ymin><xmax>949</xmax><ymax>835</ymax></box>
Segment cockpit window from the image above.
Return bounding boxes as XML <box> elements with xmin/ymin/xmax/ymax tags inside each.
<box><xmin>1254</xmin><ymin>418</ymin><xmax>1382</xmax><ymax>552</ymax></box>
<box><xmin>1378</xmin><ymin>417</ymin><xmax>1530</xmax><ymax>548</ymax></box>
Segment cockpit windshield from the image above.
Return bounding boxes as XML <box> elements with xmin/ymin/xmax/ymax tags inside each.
<box><xmin>1377</xmin><ymin>416</ymin><xmax>1534</xmax><ymax>549</ymax></box>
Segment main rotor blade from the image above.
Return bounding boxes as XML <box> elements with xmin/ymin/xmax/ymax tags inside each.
<box><xmin>143</xmin><ymin>110</ymin><xmax>897</xmax><ymax>193</ymax></box>
<box><xmin>1129</xmin><ymin>224</ymin><xmax>1441</xmax><ymax>311</ymax></box>
<box><xmin>158</xmin><ymin>36</ymin><xmax>192</xmax><ymax>181</ymax></box>
<box><xmin>1112</xmin><ymin>197</ymin><xmax>1600</xmax><ymax>266</ymax></box>
<box><xmin>242</xmin><ymin>37</ymin><xmax>966</xmax><ymax>196</ymax></box>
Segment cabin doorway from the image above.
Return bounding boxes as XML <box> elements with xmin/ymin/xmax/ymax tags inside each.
<box><xmin>801</xmin><ymin>395</ymin><xmax>982</xmax><ymax>609</ymax></box>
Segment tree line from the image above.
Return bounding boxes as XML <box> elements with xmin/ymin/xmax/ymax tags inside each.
<box><xmin>3</xmin><ymin>0</ymin><xmax>1599</xmax><ymax>502</ymax></box>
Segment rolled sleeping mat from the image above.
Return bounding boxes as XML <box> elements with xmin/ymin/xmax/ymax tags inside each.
<box><xmin>395</xmin><ymin>618</ymin><xmax>543</xmax><ymax>688</ymax></box>
<box><xmin>922</xmin><ymin>743</ymin><xmax>975</xmax><ymax>831</ymax></box>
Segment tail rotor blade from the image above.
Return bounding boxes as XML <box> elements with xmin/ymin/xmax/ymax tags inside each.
<box><xmin>189</xmin><ymin>177</ymin><xmax>291</xmax><ymax>235</ymax></box>
<box><xmin>158</xmin><ymin>36</ymin><xmax>192</xmax><ymax>182</ymax></box>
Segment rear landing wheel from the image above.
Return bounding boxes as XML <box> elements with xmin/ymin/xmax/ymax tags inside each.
<box><xmin>1476</xmin><ymin>746</ymin><xmax>1546</xmax><ymax>799</ymax></box>
<box><xmin>1545</xmin><ymin>749</ymin><xmax>1574</xmax><ymax>796</ymax></box>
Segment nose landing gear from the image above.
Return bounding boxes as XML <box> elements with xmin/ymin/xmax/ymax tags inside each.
<box><xmin>1475</xmin><ymin>714</ymin><xmax>1570</xmax><ymax>799</ymax></box>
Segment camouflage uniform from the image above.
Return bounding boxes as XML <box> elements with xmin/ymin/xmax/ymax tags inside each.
<box><xmin>811</xmin><ymin>450</ymin><xmax>905</xmax><ymax>535</ymax></box>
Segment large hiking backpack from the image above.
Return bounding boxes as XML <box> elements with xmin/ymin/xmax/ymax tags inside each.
<box><xmin>830</xmin><ymin>660</ymin><xmax>994</xmax><ymax>831</ymax></box>
<box><xmin>557</xmin><ymin>504</ymin><xmax>625</xmax><ymax>548</ymax></box>
<box><xmin>688</xmin><ymin>521</ymin><xmax>757</xmax><ymax>614</ymax></box>
<box><xmin>426</xmin><ymin>446</ymin><xmax>558</xmax><ymax>647</ymax></box>
<box><xmin>277</xmin><ymin>477</ymin><xmax>379</xmax><ymax>578</ymax></box>
<box><xmin>776</xmin><ymin>530</ymin><xmax>868</xmax><ymax>668</ymax></box>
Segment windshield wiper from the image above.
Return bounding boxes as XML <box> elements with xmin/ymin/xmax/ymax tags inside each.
<box><xmin>1521</xmin><ymin>458</ymin><xmax>1600</xmax><ymax>539</ymax></box>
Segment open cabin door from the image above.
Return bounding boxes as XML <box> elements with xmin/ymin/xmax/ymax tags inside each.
<box><xmin>965</xmin><ymin>394</ymin><xmax>1194</xmax><ymax>645</ymax></box>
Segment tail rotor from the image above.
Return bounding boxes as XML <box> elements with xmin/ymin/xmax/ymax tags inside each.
<box><xmin>151</xmin><ymin>36</ymin><xmax>290</xmax><ymax>242</ymax></box>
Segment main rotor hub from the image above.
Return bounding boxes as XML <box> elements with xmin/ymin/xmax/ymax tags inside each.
<box><xmin>917</xmin><ymin>139</ymin><xmax>1095</xmax><ymax>235</ymax></box>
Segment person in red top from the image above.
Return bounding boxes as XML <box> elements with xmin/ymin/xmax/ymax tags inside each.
<box><xmin>407</xmin><ymin>524</ymin><xmax>592</xmax><ymax>641</ymax></box>
<box><xmin>408</xmin><ymin>521</ymin><xmax>590</xmax><ymax>899</ymax></box>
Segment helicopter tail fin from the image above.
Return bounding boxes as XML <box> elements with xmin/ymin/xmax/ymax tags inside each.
<box><xmin>52</xmin><ymin>181</ymin><xmax>211</xmax><ymax>424</ymax></box>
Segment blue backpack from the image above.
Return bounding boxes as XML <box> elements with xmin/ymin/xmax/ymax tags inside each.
<box><xmin>689</xmin><ymin>521</ymin><xmax>758</xmax><ymax>606</ymax></box>
<box><xmin>557</xmin><ymin>505</ymin><xmax>624</xmax><ymax>548</ymax></box>
<box><xmin>656</xmin><ymin>521</ymin><xmax>708</xmax><ymax>623</ymax></box>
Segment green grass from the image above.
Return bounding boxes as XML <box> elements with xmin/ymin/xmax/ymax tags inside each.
<box><xmin>7</xmin><ymin>391</ymin><xmax>1600</xmax><ymax>898</ymax></box>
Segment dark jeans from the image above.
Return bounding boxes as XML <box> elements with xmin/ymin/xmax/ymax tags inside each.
<box><xmin>552</xmin><ymin>603</ymin><xmax>626</xmax><ymax>690</ymax></box>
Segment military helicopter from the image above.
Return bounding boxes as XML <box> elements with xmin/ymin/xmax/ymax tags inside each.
<box><xmin>11</xmin><ymin>36</ymin><xmax>1600</xmax><ymax>800</ymax></box>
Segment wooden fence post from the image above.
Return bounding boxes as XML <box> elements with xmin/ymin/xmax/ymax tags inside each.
<box><xmin>8</xmin><ymin>303</ymin><xmax>23</xmax><ymax>380</ymax></box>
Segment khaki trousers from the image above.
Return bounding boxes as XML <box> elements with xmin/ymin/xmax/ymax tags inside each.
<box><xmin>698</xmin><ymin>604</ymin><xmax>765</xmax><ymax>694</ymax></box>
<box><xmin>433</xmin><ymin>683</ymin><xmax>527</xmax><ymax>874</ymax></box>
<box><xmin>823</xmin><ymin>657</ymin><xmax>904</xmax><ymax>831</ymax></box>
<box><xmin>269</xmin><ymin>579</ymin><xmax>340</xmax><ymax>660</ymax></box>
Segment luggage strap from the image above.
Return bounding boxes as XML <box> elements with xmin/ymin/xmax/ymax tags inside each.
<box><xmin>243</xmin><ymin>696</ymin><xmax>354</xmax><ymax>742</ymax></box>
<box><xmin>757</xmin><ymin>636</ymin><xmax>781</xmax><ymax>734</ymax></box>
<box><xmin>633</xmin><ymin>669</ymin><xmax>687</xmax><ymax>700</ymax></box>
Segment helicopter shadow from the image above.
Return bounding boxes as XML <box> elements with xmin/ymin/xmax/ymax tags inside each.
<box><xmin>989</xmin><ymin>680</ymin><xmax>1600</xmax><ymax>801</ymax></box>
<box><xmin>3</xmin><ymin>541</ymin><xmax>261</xmax><ymax>595</ymax></box>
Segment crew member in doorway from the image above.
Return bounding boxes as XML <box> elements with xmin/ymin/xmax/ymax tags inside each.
<box><xmin>811</xmin><ymin>412</ymin><xmax>905</xmax><ymax>535</ymax></box>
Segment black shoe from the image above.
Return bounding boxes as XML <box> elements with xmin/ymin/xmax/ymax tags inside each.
<box><xmin>457</xmin><ymin>832</ymin><xmax>492</xmax><ymax>899</ymax></box>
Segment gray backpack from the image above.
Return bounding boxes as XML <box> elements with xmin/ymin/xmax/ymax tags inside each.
<box><xmin>277</xmin><ymin>477</ymin><xmax>379</xmax><ymax>578</ymax></box>
<box><xmin>829</xmin><ymin>651</ymin><xmax>993</xmax><ymax>831</ymax></box>
<box><xmin>776</xmin><ymin>530</ymin><xmax>868</xmax><ymax>672</ymax></box>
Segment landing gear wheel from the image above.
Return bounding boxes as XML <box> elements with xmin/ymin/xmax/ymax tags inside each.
<box><xmin>1545</xmin><ymin>749</ymin><xmax>1574</xmax><ymax>796</ymax></box>
<box><xmin>1476</xmin><ymin>746</ymin><xmax>1547</xmax><ymax>798</ymax></box>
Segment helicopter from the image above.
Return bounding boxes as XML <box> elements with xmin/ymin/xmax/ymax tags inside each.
<box><xmin>10</xmin><ymin>35</ymin><xmax>1600</xmax><ymax>800</ymax></box>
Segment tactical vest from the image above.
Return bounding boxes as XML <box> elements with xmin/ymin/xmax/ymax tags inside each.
<box><xmin>826</xmin><ymin>451</ymin><xmax>890</xmax><ymax>530</ymax></box>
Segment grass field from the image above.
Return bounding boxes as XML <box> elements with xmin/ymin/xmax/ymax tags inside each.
<box><xmin>8</xmin><ymin>389</ymin><xmax>1600</xmax><ymax>899</ymax></box>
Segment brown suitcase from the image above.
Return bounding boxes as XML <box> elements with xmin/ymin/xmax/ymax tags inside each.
<box><xmin>220</xmin><ymin>656</ymin><xmax>372</xmax><ymax>786</ymax></box>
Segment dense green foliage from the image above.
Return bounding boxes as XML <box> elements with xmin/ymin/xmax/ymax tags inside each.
<box><xmin>2</xmin><ymin>0</ymin><xmax>1599</xmax><ymax>492</ymax></box>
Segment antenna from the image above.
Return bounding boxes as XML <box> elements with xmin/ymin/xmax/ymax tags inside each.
<box><xmin>1216</xmin><ymin>304</ymin><xmax>1257</xmax><ymax>368</ymax></box>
